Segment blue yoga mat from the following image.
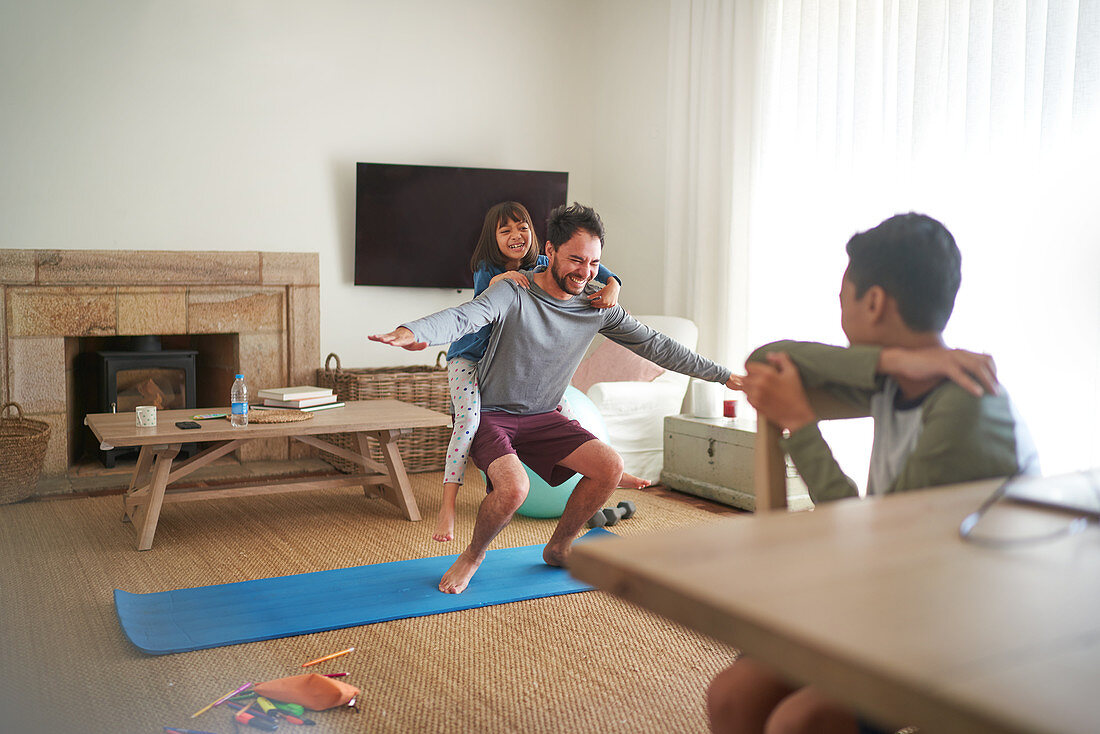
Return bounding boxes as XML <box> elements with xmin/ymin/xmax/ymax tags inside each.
<box><xmin>114</xmin><ymin>528</ymin><xmax>614</xmax><ymax>655</ymax></box>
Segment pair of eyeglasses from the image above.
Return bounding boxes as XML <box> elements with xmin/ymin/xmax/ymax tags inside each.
<box><xmin>959</xmin><ymin>472</ymin><xmax>1100</xmax><ymax>548</ymax></box>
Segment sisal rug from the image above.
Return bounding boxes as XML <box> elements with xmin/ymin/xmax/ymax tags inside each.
<box><xmin>0</xmin><ymin>470</ymin><xmax>740</xmax><ymax>733</ymax></box>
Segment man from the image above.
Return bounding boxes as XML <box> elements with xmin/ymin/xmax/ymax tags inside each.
<box><xmin>707</xmin><ymin>212</ymin><xmax>1039</xmax><ymax>734</ymax></box>
<box><xmin>371</xmin><ymin>203</ymin><xmax>740</xmax><ymax>594</ymax></box>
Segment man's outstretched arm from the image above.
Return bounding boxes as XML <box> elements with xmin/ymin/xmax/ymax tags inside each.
<box><xmin>369</xmin><ymin>281</ymin><xmax>515</xmax><ymax>350</ymax></box>
<box><xmin>597</xmin><ymin>309</ymin><xmax>734</xmax><ymax>385</ymax></box>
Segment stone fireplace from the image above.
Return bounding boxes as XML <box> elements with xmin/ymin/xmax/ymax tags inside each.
<box><xmin>1</xmin><ymin>249</ymin><xmax>319</xmax><ymax>495</ymax></box>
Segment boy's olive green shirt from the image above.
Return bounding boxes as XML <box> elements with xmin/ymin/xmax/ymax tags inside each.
<box><xmin>749</xmin><ymin>341</ymin><xmax>1038</xmax><ymax>505</ymax></box>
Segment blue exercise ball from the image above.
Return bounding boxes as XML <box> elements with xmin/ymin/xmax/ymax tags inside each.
<box><xmin>515</xmin><ymin>386</ymin><xmax>609</xmax><ymax>519</ymax></box>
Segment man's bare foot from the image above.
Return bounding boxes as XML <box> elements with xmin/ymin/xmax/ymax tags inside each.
<box><xmin>618</xmin><ymin>472</ymin><xmax>651</xmax><ymax>489</ymax></box>
<box><xmin>542</xmin><ymin>542</ymin><xmax>570</xmax><ymax>568</ymax></box>
<box><xmin>432</xmin><ymin>511</ymin><xmax>455</xmax><ymax>542</ymax></box>
<box><xmin>438</xmin><ymin>550</ymin><xmax>483</xmax><ymax>594</ymax></box>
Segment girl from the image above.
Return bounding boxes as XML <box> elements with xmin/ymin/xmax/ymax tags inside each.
<box><xmin>434</xmin><ymin>201</ymin><xmax>646</xmax><ymax>542</ymax></box>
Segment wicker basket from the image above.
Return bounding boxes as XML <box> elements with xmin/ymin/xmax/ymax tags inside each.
<box><xmin>0</xmin><ymin>402</ymin><xmax>51</xmax><ymax>504</ymax></box>
<box><xmin>315</xmin><ymin>352</ymin><xmax>452</xmax><ymax>474</ymax></box>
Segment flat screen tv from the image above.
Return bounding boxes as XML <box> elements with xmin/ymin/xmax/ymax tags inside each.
<box><xmin>355</xmin><ymin>163</ymin><xmax>569</xmax><ymax>289</ymax></box>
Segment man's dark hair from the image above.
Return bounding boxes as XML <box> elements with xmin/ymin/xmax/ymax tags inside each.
<box><xmin>844</xmin><ymin>213</ymin><xmax>961</xmax><ymax>332</ymax></box>
<box><xmin>546</xmin><ymin>202</ymin><xmax>605</xmax><ymax>249</ymax></box>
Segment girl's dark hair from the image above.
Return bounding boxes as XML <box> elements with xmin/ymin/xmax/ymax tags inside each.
<box><xmin>845</xmin><ymin>212</ymin><xmax>961</xmax><ymax>332</ymax></box>
<box><xmin>469</xmin><ymin>201</ymin><xmax>540</xmax><ymax>272</ymax></box>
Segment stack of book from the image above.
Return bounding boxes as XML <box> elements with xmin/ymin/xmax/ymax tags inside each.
<box><xmin>254</xmin><ymin>386</ymin><xmax>344</xmax><ymax>412</ymax></box>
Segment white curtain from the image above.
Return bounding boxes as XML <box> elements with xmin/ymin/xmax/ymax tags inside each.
<box><xmin>664</xmin><ymin>0</ymin><xmax>757</xmax><ymax>367</ymax></box>
<box><xmin>667</xmin><ymin>0</ymin><xmax>1100</xmax><ymax>480</ymax></box>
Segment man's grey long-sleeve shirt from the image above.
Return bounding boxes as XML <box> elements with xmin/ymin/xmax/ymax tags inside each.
<box><xmin>401</xmin><ymin>274</ymin><xmax>731</xmax><ymax>414</ymax></box>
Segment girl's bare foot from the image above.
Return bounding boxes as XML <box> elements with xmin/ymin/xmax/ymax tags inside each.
<box><xmin>432</xmin><ymin>511</ymin><xmax>455</xmax><ymax>542</ymax></box>
<box><xmin>438</xmin><ymin>550</ymin><xmax>483</xmax><ymax>594</ymax></box>
<box><xmin>618</xmin><ymin>472</ymin><xmax>651</xmax><ymax>489</ymax></box>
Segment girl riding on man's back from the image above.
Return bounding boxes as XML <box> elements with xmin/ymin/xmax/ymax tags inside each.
<box><xmin>434</xmin><ymin>201</ymin><xmax>647</xmax><ymax>542</ymax></box>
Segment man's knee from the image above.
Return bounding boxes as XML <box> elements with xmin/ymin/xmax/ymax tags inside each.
<box><xmin>575</xmin><ymin>440</ymin><xmax>624</xmax><ymax>486</ymax></box>
<box><xmin>602</xmin><ymin>448</ymin><xmax>625</xmax><ymax>483</ymax></box>
<box><xmin>494</xmin><ymin>482</ymin><xmax>529</xmax><ymax>512</ymax></box>
<box><xmin>486</xmin><ymin>456</ymin><xmax>530</xmax><ymax>510</ymax></box>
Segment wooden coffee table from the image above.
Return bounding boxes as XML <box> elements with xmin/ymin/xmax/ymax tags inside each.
<box><xmin>570</xmin><ymin>477</ymin><xmax>1100</xmax><ymax>734</ymax></box>
<box><xmin>85</xmin><ymin>400</ymin><xmax>451</xmax><ymax>550</ymax></box>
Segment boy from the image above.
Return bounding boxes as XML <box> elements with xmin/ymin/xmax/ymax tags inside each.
<box><xmin>709</xmin><ymin>213</ymin><xmax>1038</xmax><ymax>734</ymax></box>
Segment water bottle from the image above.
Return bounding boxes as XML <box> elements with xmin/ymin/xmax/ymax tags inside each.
<box><xmin>230</xmin><ymin>374</ymin><xmax>249</xmax><ymax>427</ymax></box>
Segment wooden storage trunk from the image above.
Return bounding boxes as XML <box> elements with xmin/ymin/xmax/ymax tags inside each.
<box><xmin>659</xmin><ymin>414</ymin><xmax>810</xmax><ymax>511</ymax></box>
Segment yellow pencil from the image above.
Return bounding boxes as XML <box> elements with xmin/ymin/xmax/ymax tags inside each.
<box><xmin>301</xmin><ymin>646</ymin><xmax>355</xmax><ymax>668</ymax></box>
<box><xmin>191</xmin><ymin>681</ymin><xmax>253</xmax><ymax>718</ymax></box>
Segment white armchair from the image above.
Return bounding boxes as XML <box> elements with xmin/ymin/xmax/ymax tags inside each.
<box><xmin>573</xmin><ymin>315</ymin><xmax>699</xmax><ymax>483</ymax></box>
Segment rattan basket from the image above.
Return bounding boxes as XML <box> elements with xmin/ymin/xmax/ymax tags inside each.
<box><xmin>0</xmin><ymin>402</ymin><xmax>51</xmax><ymax>504</ymax></box>
<box><xmin>315</xmin><ymin>352</ymin><xmax>452</xmax><ymax>473</ymax></box>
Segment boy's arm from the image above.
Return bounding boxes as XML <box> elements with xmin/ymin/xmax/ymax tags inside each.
<box><xmin>782</xmin><ymin>424</ymin><xmax>861</xmax><ymax>502</ymax></box>
<box><xmin>742</xmin><ymin>344</ymin><xmax>868</xmax><ymax>502</ymax></box>
<box><xmin>749</xmin><ymin>341</ymin><xmax>999</xmax><ymax>410</ymax></box>
<box><xmin>877</xmin><ymin>346</ymin><xmax>998</xmax><ymax>398</ymax></box>
<box><xmin>883</xmin><ymin>384</ymin><xmax>1026</xmax><ymax>493</ymax></box>
<box><xmin>748</xmin><ymin>341</ymin><xmax>881</xmax><ymax>412</ymax></box>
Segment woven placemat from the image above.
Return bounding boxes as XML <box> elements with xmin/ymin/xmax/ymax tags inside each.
<box><xmin>247</xmin><ymin>409</ymin><xmax>314</xmax><ymax>423</ymax></box>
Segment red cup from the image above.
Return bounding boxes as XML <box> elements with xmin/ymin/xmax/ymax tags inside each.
<box><xmin>723</xmin><ymin>399</ymin><xmax>737</xmax><ymax>418</ymax></box>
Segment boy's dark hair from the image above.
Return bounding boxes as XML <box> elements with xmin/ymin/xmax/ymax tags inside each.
<box><xmin>469</xmin><ymin>201</ymin><xmax>540</xmax><ymax>272</ymax></box>
<box><xmin>845</xmin><ymin>213</ymin><xmax>961</xmax><ymax>332</ymax></box>
<box><xmin>546</xmin><ymin>202</ymin><xmax>605</xmax><ymax>249</ymax></box>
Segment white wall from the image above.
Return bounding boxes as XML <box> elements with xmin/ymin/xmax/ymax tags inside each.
<box><xmin>0</xmin><ymin>0</ymin><xmax>672</xmax><ymax>369</ymax></box>
<box><xmin>587</xmin><ymin>1</ymin><xmax>671</xmax><ymax>307</ymax></box>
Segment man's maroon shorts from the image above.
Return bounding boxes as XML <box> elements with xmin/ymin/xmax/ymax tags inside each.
<box><xmin>470</xmin><ymin>410</ymin><xmax>598</xmax><ymax>490</ymax></box>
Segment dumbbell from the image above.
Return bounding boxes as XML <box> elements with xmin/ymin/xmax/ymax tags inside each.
<box><xmin>586</xmin><ymin>500</ymin><xmax>637</xmax><ymax>528</ymax></box>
